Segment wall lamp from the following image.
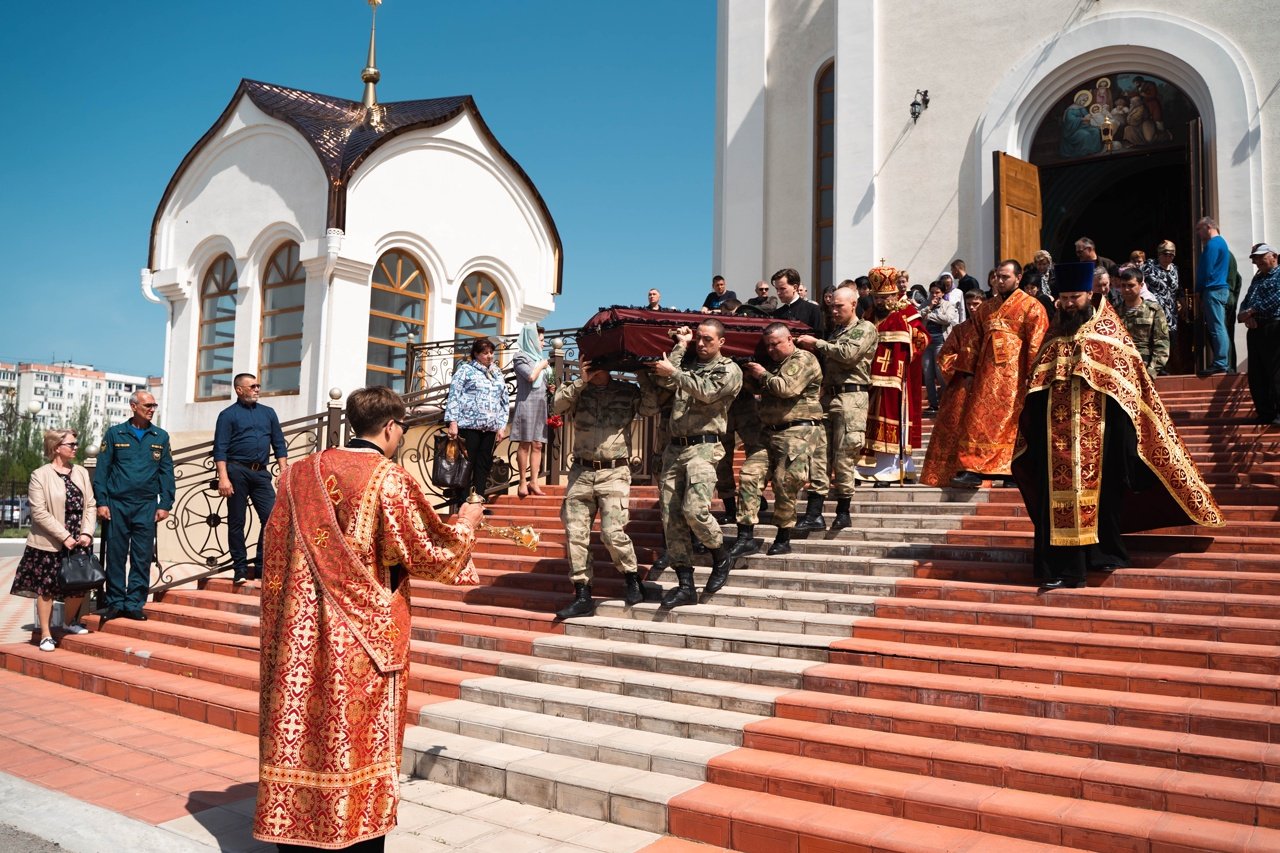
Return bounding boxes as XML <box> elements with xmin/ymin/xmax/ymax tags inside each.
<box><xmin>910</xmin><ymin>89</ymin><xmax>930</xmax><ymax>123</ymax></box>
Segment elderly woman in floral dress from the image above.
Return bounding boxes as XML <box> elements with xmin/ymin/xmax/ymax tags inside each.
<box><xmin>1142</xmin><ymin>239</ymin><xmax>1181</xmax><ymax>364</ymax></box>
<box><xmin>10</xmin><ymin>429</ymin><xmax>96</xmax><ymax>651</ymax></box>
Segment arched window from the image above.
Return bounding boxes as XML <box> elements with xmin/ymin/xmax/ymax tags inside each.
<box><xmin>259</xmin><ymin>242</ymin><xmax>305</xmax><ymax>395</ymax></box>
<box><xmin>366</xmin><ymin>249</ymin><xmax>428</xmax><ymax>390</ymax></box>
<box><xmin>453</xmin><ymin>273</ymin><xmax>505</xmax><ymax>342</ymax></box>
<box><xmin>196</xmin><ymin>254</ymin><xmax>238</xmax><ymax>401</ymax></box>
<box><xmin>813</xmin><ymin>61</ymin><xmax>835</xmax><ymax>292</ymax></box>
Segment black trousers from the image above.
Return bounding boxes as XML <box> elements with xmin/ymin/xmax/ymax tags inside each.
<box><xmin>448</xmin><ymin>428</ymin><xmax>498</xmax><ymax>504</ymax></box>
<box><xmin>226</xmin><ymin>463</ymin><xmax>275</xmax><ymax>577</ymax></box>
<box><xmin>1246</xmin><ymin>321</ymin><xmax>1280</xmax><ymax>423</ymax></box>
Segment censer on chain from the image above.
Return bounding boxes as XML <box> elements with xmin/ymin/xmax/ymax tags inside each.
<box><xmin>465</xmin><ymin>491</ymin><xmax>540</xmax><ymax>550</ymax></box>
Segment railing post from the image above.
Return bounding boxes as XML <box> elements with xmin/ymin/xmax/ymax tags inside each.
<box><xmin>547</xmin><ymin>340</ymin><xmax>565</xmax><ymax>486</ymax></box>
<box><xmin>325</xmin><ymin>388</ymin><xmax>344</xmax><ymax>449</ymax></box>
<box><xmin>402</xmin><ymin>334</ymin><xmax>416</xmax><ymax>393</ymax></box>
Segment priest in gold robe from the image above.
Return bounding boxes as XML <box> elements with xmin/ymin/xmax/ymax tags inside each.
<box><xmin>254</xmin><ymin>386</ymin><xmax>483</xmax><ymax>852</ymax></box>
<box><xmin>932</xmin><ymin>259</ymin><xmax>1049</xmax><ymax>488</ymax></box>
<box><xmin>857</xmin><ymin>263</ymin><xmax>929</xmax><ymax>485</ymax></box>
<box><xmin>1012</xmin><ymin>263</ymin><xmax>1224</xmax><ymax>589</ymax></box>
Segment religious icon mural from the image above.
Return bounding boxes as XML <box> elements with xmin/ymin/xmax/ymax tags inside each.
<box><xmin>1030</xmin><ymin>73</ymin><xmax>1199</xmax><ymax>164</ymax></box>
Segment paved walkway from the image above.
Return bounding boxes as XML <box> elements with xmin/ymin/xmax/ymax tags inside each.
<box><xmin>0</xmin><ymin>670</ymin><xmax>699</xmax><ymax>852</ymax></box>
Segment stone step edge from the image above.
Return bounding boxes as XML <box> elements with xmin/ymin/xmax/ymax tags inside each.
<box><xmin>416</xmin><ymin>695</ymin><xmax>1280</xmax><ymax>832</ymax></box>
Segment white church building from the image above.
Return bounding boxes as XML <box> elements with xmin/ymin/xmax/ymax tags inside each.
<box><xmin>715</xmin><ymin>0</ymin><xmax>1277</xmax><ymax>371</ymax></box>
<box><xmin>143</xmin><ymin>28</ymin><xmax>560</xmax><ymax>436</ymax></box>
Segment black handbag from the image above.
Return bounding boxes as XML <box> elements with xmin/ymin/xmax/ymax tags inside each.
<box><xmin>431</xmin><ymin>434</ymin><xmax>473</xmax><ymax>490</ymax></box>
<box><xmin>59</xmin><ymin>548</ymin><xmax>106</xmax><ymax>593</ymax></box>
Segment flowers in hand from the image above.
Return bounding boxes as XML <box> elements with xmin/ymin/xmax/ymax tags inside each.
<box><xmin>546</xmin><ymin>414</ymin><xmax>564</xmax><ymax>429</ymax></box>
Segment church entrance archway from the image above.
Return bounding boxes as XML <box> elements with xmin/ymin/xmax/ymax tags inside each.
<box><xmin>1029</xmin><ymin>71</ymin><xmax>1203</xmax><ymax>374</ymax></box>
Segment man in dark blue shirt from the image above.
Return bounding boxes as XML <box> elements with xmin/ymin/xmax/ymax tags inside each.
<box><xmin>701</xmin><ymin>275</ymin><xmax>739</xmax><ymax>314</ymax></box>
<box><xmin>213</xmin><ymin>373</ymin><xmax>288</xmax><ymax>583</ymax></box>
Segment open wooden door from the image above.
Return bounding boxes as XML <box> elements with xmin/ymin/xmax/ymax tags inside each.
<box><xmin>993</xmin><ymin>151</ymin><xmax>1042</xmax><ymax>264</ymax></box>
<box><xmin>1187</xmin><ymin>117</ymin><xmax>1206</xmax><ymax>373</ymax></box>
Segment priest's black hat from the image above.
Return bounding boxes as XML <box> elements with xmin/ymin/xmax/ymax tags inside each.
<box><xmin>1052</xmin><ymin>262</ymin><xmax>1095</xmax><ymax>295</ymax></box>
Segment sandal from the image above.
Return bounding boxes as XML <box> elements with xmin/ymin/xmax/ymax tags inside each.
<box><xmin>38</xmin><ymin>637</ymin><xmax>55</xmax><ymax>652</ymax></box>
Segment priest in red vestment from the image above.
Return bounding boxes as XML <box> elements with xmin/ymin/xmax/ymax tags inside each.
<box><xmin>933</xmin><ymin>259</ymin><xmax>1049</xmax><ymax>488</ymax></box>
<box><xmin>920</xmin><ymin>291</ymin><xmax>985</xmax><ymax>487</ymax></box>
<box><xmin>1012</xmin><ymin>263</ymin><xmax>1223</xmax><ymax>589</ymax></box>
<box><xmin>254</xmin><ymin>386</ymin><xmax>483</xmax><ymax>852</ymax></box>
<box><xmin>857</xmin><ymin>263</ymin><xmax>929</xmax><ymax>485</ymax></box>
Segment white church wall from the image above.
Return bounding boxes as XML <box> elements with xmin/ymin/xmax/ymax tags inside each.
<box><xmin>730</xmin><ymin>0</ymin><xmax>1276</xmax><ymax>307</ymax></box>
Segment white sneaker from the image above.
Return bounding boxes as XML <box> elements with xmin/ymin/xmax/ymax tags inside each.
<box><xmin>62</xmin><ymin>623</ymin><xmax>89</xmax><ymax>635</ymax></box>
<box><xmin>38</xmin><ymin>637</ymin><xmax>55</xmax><ymax>652</ymax></box>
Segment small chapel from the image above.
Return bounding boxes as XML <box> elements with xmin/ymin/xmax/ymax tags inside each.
<box><xmin>142</xmin><ymin>3</ymin><xmax>560</xmax><ymax>437</ymax></box>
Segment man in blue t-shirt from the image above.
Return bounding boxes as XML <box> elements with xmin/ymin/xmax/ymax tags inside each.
<box><xmin>1196</xmin><ymin>216</ymin><xmax>1232</xmax><ymax>375</ymax></box>
<box><xmin>213</xmin><ymin>373</ymin><xmax>288</xmax><ymax>583</ymax></box>
<box><xmin>701</xmin><ymin>275</ymin><xmax>738</xmax><ymax>314</ymax></box>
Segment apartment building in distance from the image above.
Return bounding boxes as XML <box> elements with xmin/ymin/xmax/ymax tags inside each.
<box><xmin>0</xmin><ymin>361</ymin><xmax>162</xmax><ymax>443</ymax></box>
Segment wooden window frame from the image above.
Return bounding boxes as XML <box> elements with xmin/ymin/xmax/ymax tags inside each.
<box><xmin>812</xmin><ymin>61</ymin><xmax>835</xmax><ymax>292</ymax></box>
<box><xmin>366</xmin><ymin>249</ymin><xmax>429</xmax><ymax>388</ymax></box>
<box><xmin>195</xmin><ymin>254</ymin><xmax>239</xmax><ymax>402</ymax></box>
<box><xmin>453</xmin><ymin>273</ymin><xmax>505</xmax><ymax>342</ymax></box>
<box><xmin>258</xmin><ymin>241</ymin><xmax>305</xmax><ymax>397</ymax></box>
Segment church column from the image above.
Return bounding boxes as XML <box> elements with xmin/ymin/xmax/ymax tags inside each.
<box><xmin>316</xmin><ymin>257</ymin><xmax>374</xmax><ymax>409</ymax></box>
<box><xmin>833</xmin><ymin>0</ymin><xmax>876</xmax><ymax>276</ymax></box>
<box><xmin>714</xmin><ymin>0</ymin><xmax>768</xmax><ymax>291</ymax></box>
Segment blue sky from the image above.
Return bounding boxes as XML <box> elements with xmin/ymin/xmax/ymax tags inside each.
<box><xmin>0</xmin><ymin>1</ymin><xmax>716</xmax><ymax>376</ymax></box>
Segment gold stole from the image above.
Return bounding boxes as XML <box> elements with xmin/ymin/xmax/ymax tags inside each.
<box><xmin>287</xmin><ymin>453</ymin><xmax>410</xmax><ymax>674</ymax></box>
<box><xmin>1047</xmin><ymin>377</ymin><xmax>1105</xmax><ymax>546</ymax></box>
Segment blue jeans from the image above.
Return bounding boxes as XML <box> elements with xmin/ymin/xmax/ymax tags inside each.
<box><xmin>922</xmin><ymin>340</ymin><xmax>945</xmax><ymax>409</ymax></box>
<box><xmin>1201</xmin><ymin>287</ymin><xmax>1229</xmax><ymax>372</ymax></box>
<box><xmin>226</xmin><ymin>464</ymin><xmax>276</xmax><ymax>578</ymax></box>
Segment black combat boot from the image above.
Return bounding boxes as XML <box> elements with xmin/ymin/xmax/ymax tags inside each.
<box><xmin>767</xmin><ymin>527</ymin><xmax>793</xmax><ymax>556</ymax></box>
<box><xmin>726</xmin><ymin>524</ymin><xmax>759</xmax><ymax>559</ymax></box>
<box><xmin>759</xmin><ymin>495</ymin><xmax>768</xmax><ymax>513</ymax></box>
<box><xmin>714</xmin><ymin>496</ymin><xmax>737</xmax><ymax>525</ymax></box>
<box><xmin>795</xmin><ymin>492</ymin><xmax>827</xmax><ymax>531</ymax></box>
<box><xmin>704</xmin><ymin>547</ymin><xmax>733</xmax><ymax>596</ymax></box>
<box><xmin>650</xmin><ymin>551</ymin><xmax>671</xmax><ymax>574</ymax></box>
<box><xmin>831</xmin><ymin>497</ymin><xmax>852</xmax><ymax>531</ymax></box>
<box><xmin>660</xmin><ymin>567</ymin><xmax>698</xmax><ymax>609</ymax></box>
<box><xmin>623</xmin><ymin>572</ymin><xmax>644</xmax><ymax>606</ymax></box>
<box><xmin>555</xmin><ymin>582</ymin><xmax>594</xmax><ymax>620</ymax></box>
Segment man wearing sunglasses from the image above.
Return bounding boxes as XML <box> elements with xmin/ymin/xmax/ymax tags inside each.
<box><xmin>213</xmin><ymin>373</ymin><xmax>289</xmax><ymax>584</ymax></box>
<box><xmin>94</xmin><ymin>389</ymin><xmax>175</xmax><ymax>621</ymax></box>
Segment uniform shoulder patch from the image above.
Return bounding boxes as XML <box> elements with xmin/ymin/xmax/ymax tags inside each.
<box><xmin>784</xmin><ymin>360</ymin><xmax>802</xmax><ymax>377</ymax></box>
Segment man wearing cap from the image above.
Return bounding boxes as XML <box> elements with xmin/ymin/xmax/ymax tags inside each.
<box><xmin>856</xmin><ymin>263</ymin><xmax>929</xmax><ymax>486</ymax></box>
<box><xmin>1011</xmin><ymin>262</ymin><xmax>1223</xmax><ymax>589</ymax></box>
<box><xmin>924</xmin><ymin>259</ymin><xmax>1048</xmax><ymax>489</ymax></box>
<box><xmin>1196</xmin><ymin>216</ymin><xmax>1233</xmax><ymax>376</ymax></box>
<box><xmin>1240</xmin><ymin>243</ymin><xmax>1280</xmax><ymax>426</ymax></box>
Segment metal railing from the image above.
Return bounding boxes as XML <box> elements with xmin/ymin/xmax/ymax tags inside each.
<box><xmin>146</xmin><ymin>330</ymin><xmax>670</xmax><ymax>595</ymax></box>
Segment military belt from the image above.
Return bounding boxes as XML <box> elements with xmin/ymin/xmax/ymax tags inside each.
<box><xmin>826</xmin><ymin>382</ymin><xmax>870</xmax><ymax>393</ymax></box>
<box><xmin>670</xmin><ymin>433</ymin><xmax>722</xmax><ymax>446</ymax></box>
<box><xmin>764</xmin><ymin>418</ymin><xmax>822</xmax><ymax>433</ymax></box>
<box><xmin>230</xmin><ymin>460</ymin><xmax>269</xmax><ymax>471</ymax></box>
<box><xmin>573</xmin><ymin>457</ymin><xmax>628</xmax><ymax>470</ymax></box>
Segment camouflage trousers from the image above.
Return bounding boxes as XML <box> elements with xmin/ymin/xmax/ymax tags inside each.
<box><xmin>767</xmin><ymin>424</ymin><xmax>822</xmax><ymax>529</ymax></box>
<box><xmin>735</xmin><ymin>445</ymin><xmax>770</xmax><ymax>525</ymax></box>
<box><xmin>560</xmin><ymin>465</ymin><xmax>638</xmax><ymax>584</ymax></box>
<box><xmin>659</xmin><ymin>442</ymin><xmax>726</xmax><ymax>565</ymax></box>
<box><xmin>806</xmin><ymin>419</ymin><xmax>831</xmax><ymax>497</ymax></box>
<box><xmin>825</xmin><ymin>390</ymin><xmax>870</xmax><ymax>497</ymax></box>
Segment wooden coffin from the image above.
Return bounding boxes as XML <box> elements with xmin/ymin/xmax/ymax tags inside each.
<box><xmin>576</xmin><ymin>307</ymin><xmax>811</xmax><ymax>370</ymax></box>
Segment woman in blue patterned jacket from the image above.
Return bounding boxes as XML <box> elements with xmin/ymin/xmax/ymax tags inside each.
<box><xmin>443</xmin><ymin>338</ymin><xmax>510</xmax><ymax>504</ymax></box>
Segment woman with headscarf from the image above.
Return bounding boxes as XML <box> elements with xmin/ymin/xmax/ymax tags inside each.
<box><xmin>511</xmin><ymin>324</ymin><xmax>554</xmax><ymax>497</ymax></box>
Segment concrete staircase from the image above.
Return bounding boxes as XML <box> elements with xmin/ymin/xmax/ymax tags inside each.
<box><xmin>4</xmin><ymin>373</ymin><xmax>1280</xmax><ymax>850</ymax></box>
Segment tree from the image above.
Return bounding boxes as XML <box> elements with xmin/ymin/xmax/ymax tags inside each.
<box><xmin>67</xmin><ymin>398</ymin><xmax>95</xmax><ymax>465</ymax></box>
<box><xmin>0</xmin><ymin>391</ymin><xmax>44</xmax><ymax>496</ymax></box>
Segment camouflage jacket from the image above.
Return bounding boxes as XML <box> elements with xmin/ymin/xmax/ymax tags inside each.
<box><xmin>756</xmin><ymin>348</ymin><xmax>824</xmax><ymax>426</ymax></box>
<box><xmin>654</xmin><ymin>342</ymin><xmax>743</xmax><ymax>437</ymax></box>
<box><xmin>814</xmin><ymin>318</ymin><xmax>878</xmax><ymax>387</ymax></box>
<box><xmin>1120</xmin><ymin>299</ymin><xmax>1170</xmax><ymax>371</ymax></box>
<box><xmin>553</xmin><ymin>378</ymin><xmax>642</xmax><ymax>462</ymax></box>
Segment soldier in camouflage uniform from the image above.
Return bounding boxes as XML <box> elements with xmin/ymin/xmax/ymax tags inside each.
<box><xmin>637</xmin><ymin>370</ymin><xmax>676</xmax><ymax>573</ymax></box>
<box><xmin>1117</xmin><ymin>268</ymin><xmax>1170</xmax><ymax>374</ymax></box>
<box><xmin>722</xmin><ymin>389</ymin><xmax>770</xmax><ymax>559</ymax></box>
<box><xmin>796</xmin><ymin>286</ymin><xmax>878</xmax><ymax>530</ymax></box>
<box><xmin>745</xmin><ymin>323</ymin><xmax>825</xmax><ymax>556</ymax></box>
<box><xmin>648</xmin><ymin>320</ymin><xmax>743</xmax><ymax>606</ymax></box>
<box><xmin>552</xmin><ymin>360</ymin><xmax>656</xmax><ymax>619</ymax></box>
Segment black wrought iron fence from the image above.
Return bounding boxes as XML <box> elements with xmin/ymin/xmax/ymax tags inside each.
<box><xmin>146</xmin><ymin>330</ymin><xmax>668</xmax><ymax>595</ymax></box>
